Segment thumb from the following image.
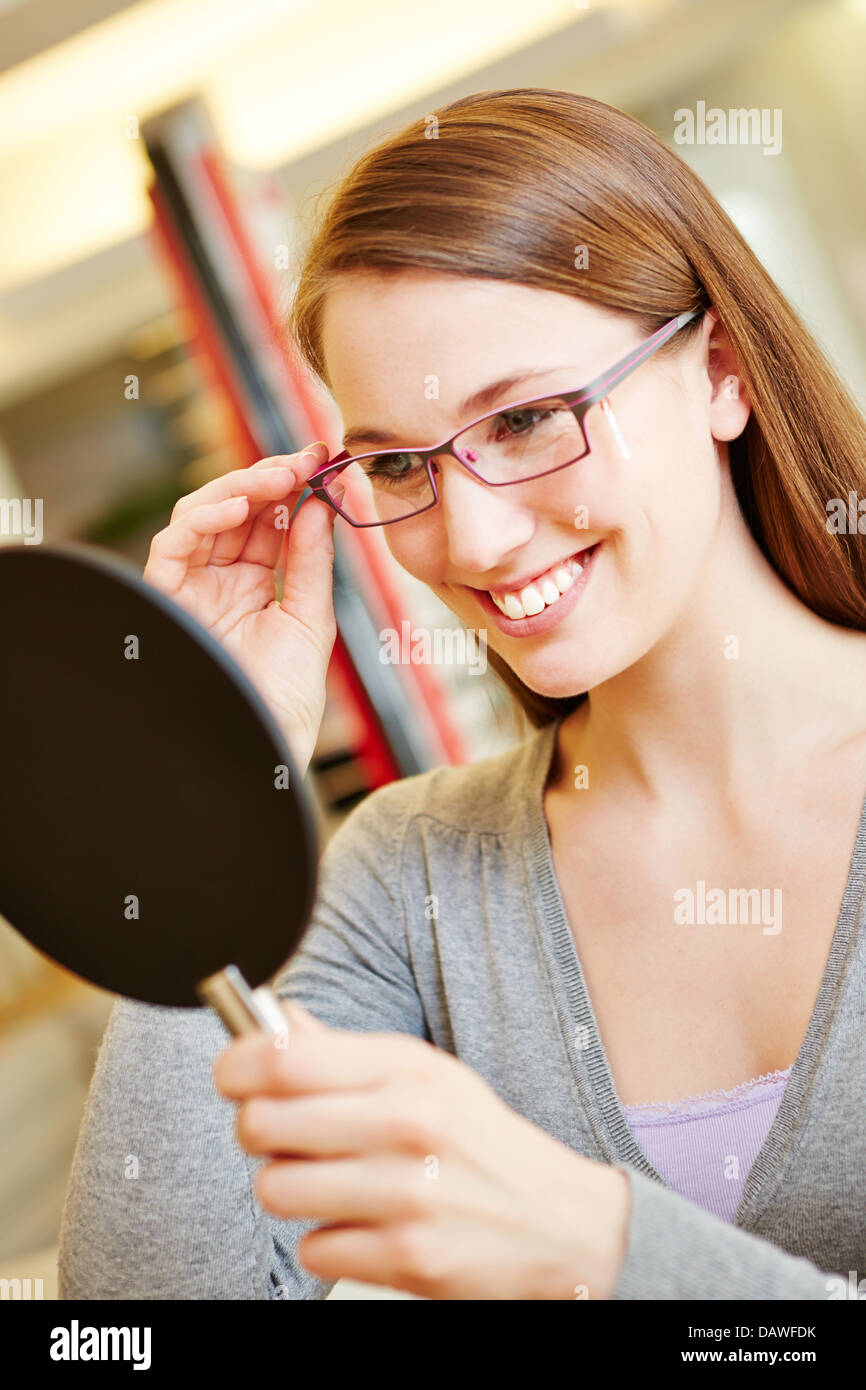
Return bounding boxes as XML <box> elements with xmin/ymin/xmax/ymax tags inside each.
<box><xmin>279</xmin><ymin>492</ymin><xmax>337</xmax><ymax>632</ymax></box>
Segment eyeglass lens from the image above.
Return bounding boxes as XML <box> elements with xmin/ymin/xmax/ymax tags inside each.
<box><xmin>321</xmin><ymin>396</ymin><xmax>589</xmax><ymax>525</ymax></box>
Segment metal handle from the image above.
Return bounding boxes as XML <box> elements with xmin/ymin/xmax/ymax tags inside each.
<box><xmin>197</xmin><ymin>964</ymin><xmax>290</xmax><ymax>1037</ymax></box>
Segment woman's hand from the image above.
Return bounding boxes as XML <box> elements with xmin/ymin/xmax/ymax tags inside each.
<box><xmin>213</xmin><ymin>1003</ymin><xmax>631</xmax><ymax>1300</ymax></box>
<box><xmin>143</xmin><ymin>443</ymin><xmax>336</xmax><ymax>774</ymax></box>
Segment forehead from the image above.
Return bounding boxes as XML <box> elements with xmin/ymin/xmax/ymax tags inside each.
<box><xmin>320</xmin><ymin>272</ymin><xmax>621</xmax><ymax>416</ymax></box>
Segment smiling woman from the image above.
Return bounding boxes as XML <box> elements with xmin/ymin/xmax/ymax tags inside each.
<box><xmin>59</xmin><ymin>88</ymin><xmax>866</xmax><ymax>1303</ymax></box>
<box><xmin>290</xmin><ymin>95</ymin><xmax>866</xmax><ymax>725</ymax></box>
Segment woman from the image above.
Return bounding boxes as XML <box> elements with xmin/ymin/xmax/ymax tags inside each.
<box><xmin>59</xmin><ymin>89</ymin><xmax>866</xmax><ymax>1300</ymax></box>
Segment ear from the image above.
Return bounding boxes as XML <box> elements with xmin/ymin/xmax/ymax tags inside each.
<box><xmin>703</xmin><ymin>309</ymin><xmax>751</xmax><ymax>442</ymax></box>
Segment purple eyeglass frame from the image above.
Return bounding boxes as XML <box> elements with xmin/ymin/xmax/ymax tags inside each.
<box><xmin>306</xmin><ymin>309</ymin><xmax>700</xmax><ymax>527</ymax></box>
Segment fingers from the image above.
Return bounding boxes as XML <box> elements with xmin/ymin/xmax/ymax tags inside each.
<box><xmin>213</xmin><ymin>1013</ymin><xmax>431</xmax><ymax>1100</ymax></box>
<box><xmin>146</xmin><ymin>441</ymin><xmax>331</xmax><ymax>590</ymax></box>
<box><xmin>146</xmin><ymin>495</ymin><xmax>252</xmax><ymax>593</ymax></box>
<box><xmin>169</xmin><ymin>444</ymin><xmax>329</xmax><ymax>525</ymax></box>
<box><xmin>296</xmin><ymin>1225</ymin><xmax>411</xmax><ymax>1287</ymax></box>
<box><xmin>206</xmin><ymin>466</ymin><xmax>296</xmax><ymax>568</ymax></box>
<box><xmin>277</xmin><ymin>492</ymin><xmax>339</xmax><ymax>642</ymax></box>
<box><xmin>240</xmin><ymin>443</ymin><xmax>333</xmax><ymax>575</ymax></box>
<box><xmin>237</xmin><ymin>1090</ymin><xmax>391</xmax><ymax>1159</ymax></box>
<box><xmin>233</xmin><ymin>471</ymin><xmax>335</xmax><ymax>576</ymax></box>
<box><xmin>208</xmin><ymin>444</ymin><xmax>330</xmax><ymax>567</ymax></box>
<box><xmin>256</xmin><ymin>1155</ymin><xmax>427</xmax><ymax>1225</ymax></box>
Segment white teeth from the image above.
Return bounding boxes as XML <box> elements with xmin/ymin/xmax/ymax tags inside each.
<box><xmin>518</xmin><ymin>584</ymin><xmax>545</xmax><ymax>616</ymax></box>
<box><xmin>500</xmin><ymin>593</ymin><xmax>524</xmax><ymax>619</ymax></box>
<box><xmin>489</xmin><ymin>547</ymin><xmax>593</xmax><ymax>619</ymax></box>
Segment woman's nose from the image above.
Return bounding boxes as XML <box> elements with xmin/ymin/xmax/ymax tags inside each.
<box><xmin>432</xmin><ymin>456</ymin><xmax>534</xmax><ymax>571</ymax></box>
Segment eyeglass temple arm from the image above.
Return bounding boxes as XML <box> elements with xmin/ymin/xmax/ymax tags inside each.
<box><xmin>571</xmin><ymin>309</ymin><xmax>701</xmax><ymax>410</ymax></box>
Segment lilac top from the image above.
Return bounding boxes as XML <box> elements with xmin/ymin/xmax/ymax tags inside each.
<box><xmin>622</xmin><ymin>1067</ymin><xmax>793</xmax><ymax>1223</ymax></box>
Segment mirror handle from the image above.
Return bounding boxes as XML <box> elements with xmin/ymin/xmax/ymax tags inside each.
<box><xmin>197</xmin><ymin>965</ymin><xmax>290</xmax><ymax>1037</ymax></box>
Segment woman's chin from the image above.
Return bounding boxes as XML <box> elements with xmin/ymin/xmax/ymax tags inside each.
<box><xmin>511</xmin><ymin>664</ymin><xmax>593</xmax><ymax>701</ymax></box>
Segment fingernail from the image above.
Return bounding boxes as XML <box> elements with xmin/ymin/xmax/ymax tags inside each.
<box><xmin>298</xmin><ymin>440</ymin><xmax>328</xmax><ymax>459</ymax></box>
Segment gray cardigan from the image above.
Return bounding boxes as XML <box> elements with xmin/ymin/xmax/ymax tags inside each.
<box><xmin>58</xmin><ymin>720</ymin><xmax>866</xmax><ymax>1299</ymax></box>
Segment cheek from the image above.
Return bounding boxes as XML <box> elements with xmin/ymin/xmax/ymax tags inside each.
<box><xmin>383</xmin><ymin>528</ymin><xmax>441</xmax><ymax>585</ymax></box>
<box><xmin>579</xmin><ymin>426</ymin><xmax>712</xmax><ymax>575</ymax></box>
<box><xmin>613</xmin><ymin>465</ymin><xmax>721</xmax><ymax>618</ymax></box>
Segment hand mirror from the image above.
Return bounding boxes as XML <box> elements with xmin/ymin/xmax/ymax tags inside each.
<box><xmin>0</xmin><ymin>542</ymin><xmax>319</xmax><ymax>1036</ymax></box>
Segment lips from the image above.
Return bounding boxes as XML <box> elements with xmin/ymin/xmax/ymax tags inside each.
<box><xmin>488</xmin><ymin>553</ymin><xmax>584</xmax><ymax>619</ymax></box>
<box><xmin>467</xmin><ymin>543</ymin><xmax>600</xmax><ymax>637</ymax></box>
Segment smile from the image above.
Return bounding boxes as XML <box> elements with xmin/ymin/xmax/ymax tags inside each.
<box><xmin>466</xmin><ymin>543</ymin><xmax>600</xmax><ymax>637</ymax></box>
<box><xmin>488</xmin><ymin>550</ymin><xmax>587</xmax><ymax>618</ymax></box>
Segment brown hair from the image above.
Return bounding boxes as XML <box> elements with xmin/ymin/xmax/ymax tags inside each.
<box><xmin>289</xmin><ymin>88</ymin><xmax>866</xmax><ymax>728</ymax></box>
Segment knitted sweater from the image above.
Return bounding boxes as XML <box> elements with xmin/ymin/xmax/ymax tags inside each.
<box><xmin>59</xmin><ymin>720</ymin><xmax>866</xmax><ymax>1299</ymax></box>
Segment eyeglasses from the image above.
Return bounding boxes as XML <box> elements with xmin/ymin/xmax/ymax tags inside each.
<box><xmin>306</xmin><ymin>309</ymin><xmax>700</xmax><ymax>528</ymax></box>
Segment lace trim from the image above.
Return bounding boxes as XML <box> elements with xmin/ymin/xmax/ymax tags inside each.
<box><xmin>622</xmin><ymin>1066</ymin><xmax>794</xmax><ymax>1121</ymax></box>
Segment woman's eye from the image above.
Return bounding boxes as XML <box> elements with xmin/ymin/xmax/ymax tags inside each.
<box><xmin>365</xmin><ymin>452</ymin><xmax>410</xmax><ymax>475</ymax></box>
<box><xmin>361</xmin><ymin>452</ymin><xmax>424</xmax><ymax>485</ymax></box>
<box><xmin>495</xmin><ymin>407</ymin><xmax>553</xmax><ymax>439</ymax></box>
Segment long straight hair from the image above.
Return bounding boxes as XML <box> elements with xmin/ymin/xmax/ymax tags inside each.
<box><xmin>289</xmin><ymin>88</ymin><xmax>866</xmax><ymax>728</ymax></box>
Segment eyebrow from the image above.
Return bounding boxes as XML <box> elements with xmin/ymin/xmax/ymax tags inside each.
<box><xmin>341</xmin><ymin>367</ymin><xmax>575</xmax><ymax>451</ymax></box>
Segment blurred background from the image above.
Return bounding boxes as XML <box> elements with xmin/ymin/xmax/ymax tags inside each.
<box><xmin>1</xmin><ymin>0</ymin><xmax>865</xmax><ymax>1299</ymax></box>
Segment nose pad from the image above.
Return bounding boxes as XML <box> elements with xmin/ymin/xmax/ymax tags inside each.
<box><xmin>431</xmin><ymin>455</ymin><xmax>491</xmax><ymax>500</ymax></box>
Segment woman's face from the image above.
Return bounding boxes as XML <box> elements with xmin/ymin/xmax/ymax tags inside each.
<box><xmin>320</xmin><ymin>271</ymin><xmax>749</xmax><ymax>700</ymax></box>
